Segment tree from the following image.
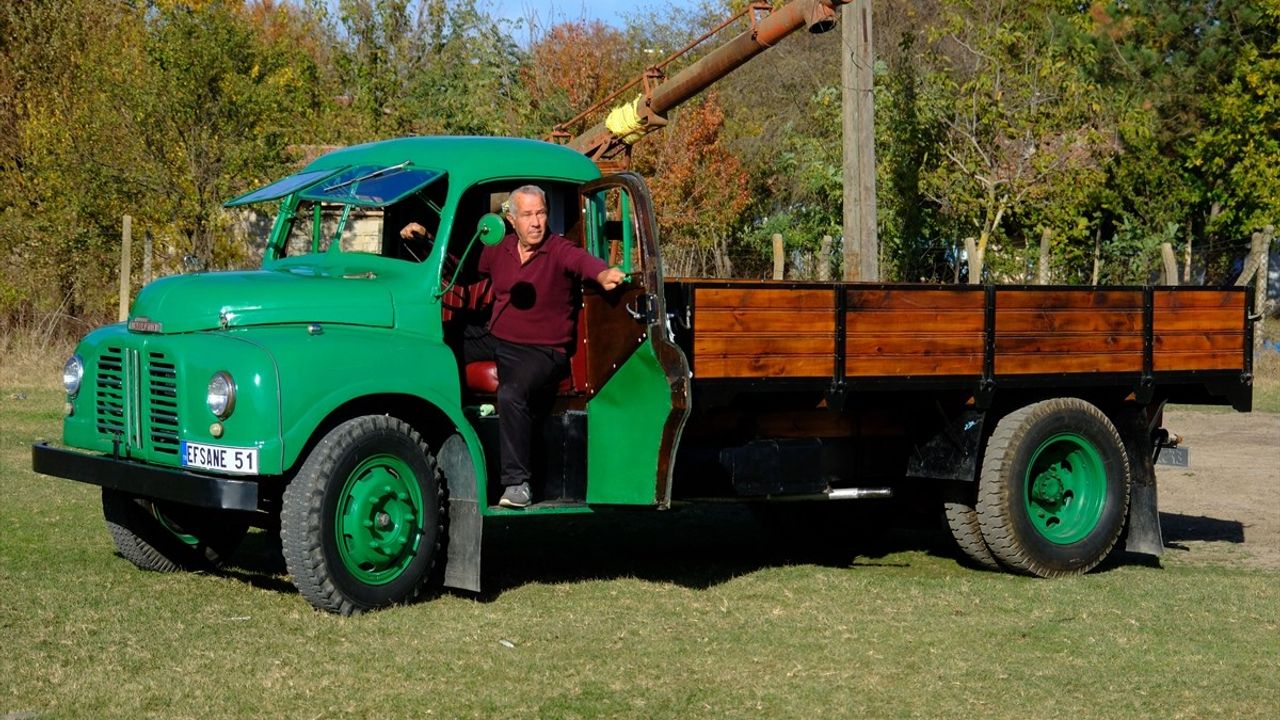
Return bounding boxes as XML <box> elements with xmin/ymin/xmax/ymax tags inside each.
<box><xmin>633</xmin><ymin>92</ymin><xmax>751</xmax><ymax>276</ymax></box>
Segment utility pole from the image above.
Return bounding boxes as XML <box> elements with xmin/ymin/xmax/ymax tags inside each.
<box><xmin>842</xmin><ymin>0</ymin><xmax>877</xmax><ymax>281</ymax></box>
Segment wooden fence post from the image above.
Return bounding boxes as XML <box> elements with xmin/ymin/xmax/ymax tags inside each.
<box><xmin>963</xmin><ymin>237</ymin><xmax>978</xmax><ymax>284</ymax></box>
<box><xmin>818</xmin><ymin>235</ymin><xmax>832</xmax><ymax>282</ymax></box>
<box><xmin>1037</xmin><ymin>228</ymin><xmax>1052</xmax><ymax>284</ymax></box>
<box><xmin>118</xmin><ymin>215</ymin><xmax>132</xmax><ymax>321</ymax></box>
<box><xmin>1254</xmin><ymin>225</ymin><xmax>1272</xmax><ymax>319</ymax></box>
<box><xmin>772</xmin><ymin>233</ymin><xmax>784</xmax><ymax>280</ymax></box>
<box><xmin>143</xmin><ymin>228</ymin><xmax>153</xmax><ymax>284</ymax></box>
<box><xmin>1160</xmin><ymin>242</ymin><xmax>1179</xmax><ymax>286</ymax></box>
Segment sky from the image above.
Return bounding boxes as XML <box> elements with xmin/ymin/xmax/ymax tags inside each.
<box><xmin>485</xmin><ymin>0</ymin><xmax>708</xmax><ymax>30</ymax></box>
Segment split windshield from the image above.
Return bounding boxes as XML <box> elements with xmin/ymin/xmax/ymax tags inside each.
<box><xmin>223</xmin><ymin>162</ymin><xmax>448</xmax><ymax>264</ymax></box>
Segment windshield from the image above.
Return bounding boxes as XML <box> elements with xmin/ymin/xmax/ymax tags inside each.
<box><xmin>300</xmin><ymin>165</ymin><xmax>444</xmax><ymax>207</ymax></box>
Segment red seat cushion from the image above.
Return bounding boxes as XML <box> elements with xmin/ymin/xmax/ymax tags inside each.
<box><xmin>465</xmin><ymin>361</ymin><xmax>500</xmax><ymax>394</ymax></box>
<box><xmin>464</xmin><ymin>360</ymin><xmax>574</xmax><ymax>395</ymax></box>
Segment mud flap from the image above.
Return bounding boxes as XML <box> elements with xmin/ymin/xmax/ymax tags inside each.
<box><xmin>438</xmin><ymin>434</ymin><xmax>482</xmax><ymax>592</ymax></box>
<box><xmin>1119</xmin><ymin>409</ymin><xmax>1164</xmax><ymax>558</ymax></box>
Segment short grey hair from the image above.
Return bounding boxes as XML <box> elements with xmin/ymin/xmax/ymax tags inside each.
<box><xmin>504</xmin><ymin>184</ymin><xmax>546</xmax><ymax>216</ymax></box>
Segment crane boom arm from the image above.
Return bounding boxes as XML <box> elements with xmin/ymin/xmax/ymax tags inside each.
<box><xmin>562</xmin><ymin>0</ymin><xmax>849</xmax><ymax>168</ymax></box>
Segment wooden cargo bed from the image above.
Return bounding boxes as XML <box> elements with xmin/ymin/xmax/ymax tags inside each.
<box><xmin>663</xmin><ymin>280</ymin><xmax>1253</xmax><ymax>408</ymax></box>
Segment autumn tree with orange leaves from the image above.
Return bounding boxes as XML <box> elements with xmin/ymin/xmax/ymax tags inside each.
<box><xmin>634</xmin><ymin>91</ymin><xmax>751</xmax><ymax>277</ymax></box>
<box><xmin>523</xmin><ymin>20</ymin><xmax>635</xmax><ymax>136</ymax></box>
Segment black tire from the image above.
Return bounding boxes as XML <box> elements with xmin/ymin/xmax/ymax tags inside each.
<box><xmin>102</xmin><ymin>489</ymin><xmax>248</xmax><ymax>572</ymax></box>
<box><xmin>281</xmin><ymin>416</ymin><xmax>444</xmax><ymax>615</ymax></box>
<box><xmin>976</xmin><ymin>398</ymin><xmax>1130</xmax><ymax>577</ymax></box>
<box><xmin>943</xmin><ymin>499</ymin><xmax>1000</xmax><ymax>570</ymax></box>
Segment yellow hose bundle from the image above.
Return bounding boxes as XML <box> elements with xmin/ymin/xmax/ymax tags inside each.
<box><xmin>605</xmin><ymin>95</ymin><xmax>649</xmax><ymax>145</ymax></box>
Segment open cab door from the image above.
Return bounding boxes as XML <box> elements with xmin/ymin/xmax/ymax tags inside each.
<box><xmin>578</xmin><ymin>174</ymin><xmax>691</xmax><ymax>507</ymax></box>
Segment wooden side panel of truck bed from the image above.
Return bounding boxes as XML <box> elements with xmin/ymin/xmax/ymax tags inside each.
<box><xmin>669</xmin><ymin>281</ymin><xmax>1250</xmax><ymax>387</ymax></box>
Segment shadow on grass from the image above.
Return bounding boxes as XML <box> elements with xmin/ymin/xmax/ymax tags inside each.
<box><xmin>193</xmin><ymin>507</ymin><xmax>1246</xmax><ymax>603</ymax></box>
<box><xmin>1160</xmin><ymin>511</ymin><xmax>1246</xmax><ymax>546</ymax></box>
<box><xmin>471</xmin><ymin>499</ymin><xmax>952</xmax><ymax>601</ymax></box>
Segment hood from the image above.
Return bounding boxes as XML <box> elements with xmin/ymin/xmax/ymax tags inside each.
<box><xmin>128</xmin><ymin>266</ymin><xmax>395</xmax><ymax>334</ymax></box>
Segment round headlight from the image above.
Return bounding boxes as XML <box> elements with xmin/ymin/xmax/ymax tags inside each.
<box><xmin>207</xmin><ymin>372</ymin><xmax>236</xmax><ymax>419</ymax></box>
<box><xmin>63</xmin><ymin>354</ymin><xmax>84</xmax><ymax>396</ymax></box>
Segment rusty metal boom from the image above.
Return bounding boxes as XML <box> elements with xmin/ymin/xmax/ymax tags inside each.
<box><xmin>557</xmin><ymin>0</ymin><xmax>849</xmax><ymax>170</ymax></box>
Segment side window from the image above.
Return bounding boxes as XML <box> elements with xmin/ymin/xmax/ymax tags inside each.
<box><xmin>585</xmin><ymin>187</ymin><xmax>642</xmax><ymax>273</ymax></box>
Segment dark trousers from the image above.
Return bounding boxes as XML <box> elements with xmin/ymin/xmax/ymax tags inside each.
<box><xmin>464</xmin><ymin>327</ymin><xmax>568</xmax><ymax>487</ymax></box>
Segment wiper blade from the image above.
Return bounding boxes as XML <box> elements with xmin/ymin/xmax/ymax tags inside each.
<box><xmin>321</xmin><ymin>161</ymin><xmax>411</xmax><ymax>193</ymax></box>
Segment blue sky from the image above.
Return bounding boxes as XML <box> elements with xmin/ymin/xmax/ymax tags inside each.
<box><xmin>485</xmin><ymin>0</ymin><xmax>707</xmax><ymax>30</ymax></box>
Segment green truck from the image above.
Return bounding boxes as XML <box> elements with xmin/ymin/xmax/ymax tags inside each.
<box><xmin>33</xmin><ymin>136</ymin><xmax>1254</xmax><ymax>614</ymax></box>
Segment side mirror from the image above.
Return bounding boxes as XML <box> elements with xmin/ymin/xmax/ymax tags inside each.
<box><xmin>477</xmin><ymin>213</ymin><xmax>507</xmax><ymax>246</ymax></box>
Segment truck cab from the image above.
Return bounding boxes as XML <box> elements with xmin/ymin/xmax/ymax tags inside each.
<box><xmin>34</xmin><ymin>137</ymin><xmax>690</xmax><ymax>614</ymax></box>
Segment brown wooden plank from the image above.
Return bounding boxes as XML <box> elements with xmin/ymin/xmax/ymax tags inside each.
<box><xmin>846</xmin><ymin>335</ymin><xmax>984</xmax><ymax>355</ymax></box>
<box><xmin>846</xmin><ymin>288</ymin><xmax>986</xmax><ymax>310</ymax></box>
<box><xmin>995</xmin><ymin>309</ymin><xmax>1143</xmax><ymax>334</ymax></box>
<box><xmin>846</xmin><ymin>309</ymin><xmax>986</xmax><ymax>334</ymax></box>
<box><xmin>846</xmin><ymin>355</ymin><xmax>983</xmax><ymax>377</ymax></box>
<box><xmin>695</xmin><ymin>335</ymin><xmax>834</xmax><ymax>356</ymax></box>
<box><xmin>1153</xmin><ymin>307</ymin><xmax>1243</xmax><ymax>332</ymax></box>
<box><xmin>697</xmin><ymin>288</ymin><xmax>835</xmax><ymax>310</ymax></box>
<box><xmin>1153</xmin><ymin>290</ymin><xmax>1247</xmax><ymax>309</ymax></box>
<box><xmin>695</xmin><ymin>355</ymin><xmax>833</xmax><ymax>378</ymax></box>
<box><xmin>997</xmin><ymin>353</ymin><xmax>1142</xmax><ymax>374</ymax></box>
<box><xmin>1153</xmin><ymin>351</ymin><xmax>1244</xmax><ymax>372</ymax></box>
<box><xmin>1154</xmin><ymin>333</ymin><xmax>1246</xmax><ymax>353</ymax></box>
<box><xmin>995</xmin><ymin>335</ymin><xmax>1143</xmax><ymax>354</ymax></box>
<box><xmin>695</xmin><ymin>308</ymin><xmax>835</xmax><ymax>334</ymax></box>
<box><xmin>998</xmin><ymin>289</ymin><xmax>1144</xmax><ymax>309</ymax></box>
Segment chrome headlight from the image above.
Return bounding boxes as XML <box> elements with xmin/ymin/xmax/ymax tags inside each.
<box><xmin>63</xmin><ymin>354</ymin><xmax>84</xmax><ymax>396</ymax></box>
<box><xmin>207</xmin><ymin>371</ymin><xmax>236</xmax><ymax>419</ymax></box>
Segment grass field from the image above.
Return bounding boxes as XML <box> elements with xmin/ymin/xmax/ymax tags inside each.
<box><xmin>3</xmin><ymin>383</ymin><xmax>1278</xmax><ymax>719</ymax></box>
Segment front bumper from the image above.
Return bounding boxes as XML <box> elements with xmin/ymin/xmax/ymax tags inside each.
<box><xmin>31</xmin><ymin>443</ymin><xmax>260</xmax><ymax>511</ymax></box>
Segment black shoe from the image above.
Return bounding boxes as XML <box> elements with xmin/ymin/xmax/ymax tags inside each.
<box><xmin>498</xmin><ymin>482</ymin><xmax>532</xmax><ymax>508</ymax></box>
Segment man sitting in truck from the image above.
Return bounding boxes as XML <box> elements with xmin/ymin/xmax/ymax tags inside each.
<box><xmin>465</xmin><ymin>184</ymin><xmax>626</xmax><ymax>508</ymax></box>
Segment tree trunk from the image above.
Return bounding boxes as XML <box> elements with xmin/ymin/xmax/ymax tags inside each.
<box><xmin>1091</xmin><ymin>226</ymin><xmax>1102</xmax><ymax>285</ymax></box>
<box><xmin>1160</xmin><ymin>242</ymin><xmax>1179</xmax><ymax>286</ymax></box>
<box><xmin>965</xmin><ymin>237</ymin><xmax>980</xmax><ymax>284</ymax></box>
<box><xmin>771</xmin><ymin>233</ymin><xmax>784</xmax><ymax>280</ymax></box>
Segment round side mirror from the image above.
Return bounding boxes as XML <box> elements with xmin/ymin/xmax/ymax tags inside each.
<box><xmin>477</xmin><ymin>213</ymin><xmax>507</xmax><ymax>246</ymax></box>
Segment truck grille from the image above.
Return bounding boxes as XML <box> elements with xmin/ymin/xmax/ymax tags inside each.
<box><xmin>93</xmin><ymin>345</ymin><xmax>181</xmax><ymax>456</ymax></box>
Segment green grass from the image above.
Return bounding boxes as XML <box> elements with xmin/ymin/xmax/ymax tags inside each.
<box><xmin>3</xmin><ymin>387</ymin><xmax>1278</xmax><ymax>719</ymax></box>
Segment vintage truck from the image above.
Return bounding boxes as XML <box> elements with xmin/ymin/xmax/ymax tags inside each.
<box><xmin>32</xmin><ymin>135</ymin><xmax>1255</xmax><ymax>614</ymax></box>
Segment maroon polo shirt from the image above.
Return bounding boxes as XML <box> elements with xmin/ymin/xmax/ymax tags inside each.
<box><xmin>478</xmin><ymin>233</ymin><xmax>607</xmax><ymax>348</ymax></box>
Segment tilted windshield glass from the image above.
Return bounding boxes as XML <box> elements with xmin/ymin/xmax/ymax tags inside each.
<box><xmin>300</xmin><ymin>165</ymin><xmax>445</xmax><ymax>207</ymax></box>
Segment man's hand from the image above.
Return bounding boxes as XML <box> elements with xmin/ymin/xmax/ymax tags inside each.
<box><xmin>596</xmin><ymin>267</ymin><xmax>627</xmax><ymax>291</ymax></box>
<box><xmin>400</xmin><ymin>222</ymin><xmax>429</xmax><ymax>240</ymax></box>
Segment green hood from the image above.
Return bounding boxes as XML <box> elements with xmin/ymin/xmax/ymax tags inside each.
<box><xmin>128</xmin><ymin>266</ymin><xmax>395</xmax><ymax>333</ymax></box>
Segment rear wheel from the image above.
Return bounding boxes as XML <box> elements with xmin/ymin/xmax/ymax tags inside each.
<box><xmin>976</xmin><ymin>398</ymin><xmax>1130</xmax><ymax>577</ymax></box>
<box><xmin>102</xmin><ymin>489</ymin><xmax>247</xmax><ymax>572</ymax></box>
<box><xmin>281</xmin><ymin>416</ymin><xmax>444</xmax><ymax>615</ymax></box>
<box><xmin>943</xmin><ymin>499</ymin><xmax>1000</xmax><ymax>570</ymax></box>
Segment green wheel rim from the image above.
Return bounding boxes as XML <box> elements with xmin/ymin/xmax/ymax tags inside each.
<box><xmin>333</xmin><ymin>453</ymin><xmax>424</xmax><ymax>585</ymax></box>
<box><xmin>1023</xmin><ymin>432</ymin><xmax>1108</xmax><ymax>545</ymax></box>
<box><xmin>152</xmin><ymin>505</ymin><xmax>199</xmax><ymax>547</ymax></box>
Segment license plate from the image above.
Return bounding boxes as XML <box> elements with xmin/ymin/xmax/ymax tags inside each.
<box><xmin>180</xmin><ymin>441</ymin><xmax>259</xmax><ymax>475</ymax></box>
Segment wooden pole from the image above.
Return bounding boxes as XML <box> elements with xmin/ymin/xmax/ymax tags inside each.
<box><xmin>118</xmin><ymin>215</ymin><xmax>132</xmax><ymax>321</ymax></box>
<box><xmin>1254</xmin><ymin>225</ymin><xmax>1272</xmax><ymax>318</ymax></box>
<box><xmin>143</xmin><ymin>228</ymin><xmax>153</xmax><ymax>284</ymax></box>
<box><xmin>841</xmin><ymin>0</ymin><xmax>877</xmax><ymax>281</ymax></box>
<box><xmin>1037</xmin><ymin>228</ymin><xmax>1052</xmax><ymax>285</ymax></box>
<box><xmin>772</xmin><ymin>233</ymin><xmax>785</xmax><ymax>280</ymax></box>
<box><xmin>818</xmin><ymin>235</ymin><xmax>833</xmax><ymax>281</ymax></box>
<box><xmin>1160</xmin><ymin>242</ymin><xmax>1179</xmax><ymax>286</ymax></box>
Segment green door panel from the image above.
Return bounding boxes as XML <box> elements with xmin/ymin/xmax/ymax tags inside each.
<box><xmin>585</xmin><ymin>340</ymin><xmax>670</xmax><ymax>505</ymax></box>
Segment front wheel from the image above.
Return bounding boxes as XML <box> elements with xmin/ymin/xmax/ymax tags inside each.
<box><xmin>281</xmin><ymin>416</ymin><xmax>444</xmax><ymax>615</ymax></box>
<box><xmin>102</xmin><ymin>489</ymin><xmax>248</xmax><ymax>572</ymax></box>
<box><xmin>976</xmin><ymin>398</ymin><xmax>1130</xmax><ymax>577</ymax></box>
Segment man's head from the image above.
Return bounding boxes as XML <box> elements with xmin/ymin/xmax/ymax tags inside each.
<box><xmin>507</xmin><ymin>185</ymin><xmax>548</xmax><ymax>250</ymax></box>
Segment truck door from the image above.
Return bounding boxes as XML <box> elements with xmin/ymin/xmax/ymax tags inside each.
<box><xmin>578</xmin><ymin>174</ymin><xmax>690</xmax><ymax>507</ymax></box>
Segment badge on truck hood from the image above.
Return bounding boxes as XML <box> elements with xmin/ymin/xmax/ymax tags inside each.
<box><xmin>128</xmin><ymin>316</ymin><xmax>163</xmax><ymax>333</ymax></box>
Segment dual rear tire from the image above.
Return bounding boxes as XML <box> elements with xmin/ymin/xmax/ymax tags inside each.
<box><xmin>946</xmin><ymin>398</ymin><xmax>1131</xmax><ymax>577</ymax></box>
